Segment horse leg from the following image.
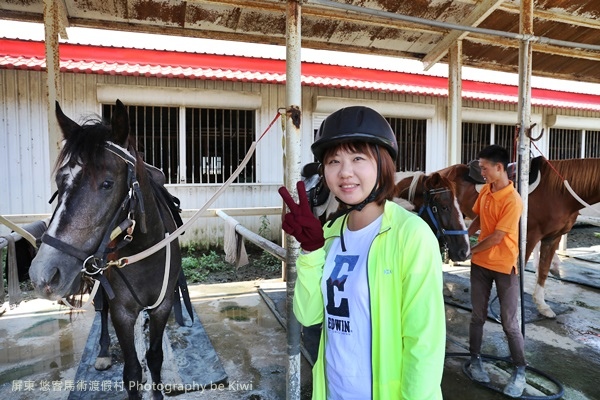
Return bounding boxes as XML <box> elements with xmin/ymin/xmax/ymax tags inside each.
<box><xmin>146</xmin><ymin>304</ymin><xmax>172</xmax><ymax>400</ymax></box>
<box><xmin>94</xmin><ymin>292</ymin><xmax>112</xmax><ymax>370</ymax></box>
<box><xmin>533</xmin><ymin>238</ymin><xmax>561</xmax><ymax>319</ymax></box>
<box><xmin>111</xmin><ymin>310</ymin><xmax>144</xmax><ymax>399</ymax></box>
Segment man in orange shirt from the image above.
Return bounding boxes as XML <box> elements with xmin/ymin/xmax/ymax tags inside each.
<box><xmin>467</xmin><ymin>144</ymin><xmax>526</xmax><ymax>398</ymax></box>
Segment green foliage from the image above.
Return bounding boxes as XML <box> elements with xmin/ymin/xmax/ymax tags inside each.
<box><xmin>258</xmin><ymin>215</ymin><xmax>272</xmax><ymax>239</ymax></box>
<box><xmin>255</xmin><ymin>215</ymin><xmax>280</xmax><ymax>273</ymax></box>
<box><xmin>253</xmin><ymin>251</ymin><xmax>280</xmax><ymax>274</ymax></box>
<box><xmin>181</xmin><ymin>249</ymin><xmax>230</xmax><ymax>283</ymax></box>
<box><xmin>595</xmin><ymin>232</ymin><xmax>600</xmax><ymax>239</ymax></box>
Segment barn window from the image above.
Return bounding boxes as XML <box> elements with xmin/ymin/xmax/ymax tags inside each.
<box><xmin>585</xmin><ymin>130</ymin><xmax>600</xmax><ymax>158</ymax></box>
<box><xmin>312</xmin><ymin>115</ymin><xmax>427</xmax><ymax>172</ymax></box>
<box><xmin>387</xmin><ymin>117</ymin><xmax>427</xmax><ymax>171</ymax></box>
<box><xmin>461</xmin><ymin>122</ymin><xmax>516</xmax><ymax>163</ymax></box>
<box><xmin>548</xmin><ymin>128</ymin><xmax>581</xmax><ymax>160</ymax></box>
<box><xmin>103</xmin><ymin>105</ymin><xmax>256</xmax><ymax>184</ymax></box>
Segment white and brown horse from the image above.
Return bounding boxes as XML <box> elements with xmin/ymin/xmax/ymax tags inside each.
<box><xmin>436</xmin><ymin>158</ymin><xmax>600</xmax><ymax>318</ymax></box>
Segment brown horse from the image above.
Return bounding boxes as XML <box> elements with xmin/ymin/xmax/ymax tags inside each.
<box><xmin>392</xmin><ymin>172</ymin><xmax>470</xmax><ymax>262</ymax></box>
<box><xmin>435</xmin><ymin>158</ymin><xmax>600</xmax><ymax>318</ymax></box>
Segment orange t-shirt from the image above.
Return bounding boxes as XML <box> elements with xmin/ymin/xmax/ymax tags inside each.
<box><xmin>471</xmin><ymin>182</ymin><xmax>523</xmax><ymax>274</ymax></box>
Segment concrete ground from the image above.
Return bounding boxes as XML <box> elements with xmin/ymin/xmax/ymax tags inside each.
<box><xmin>1</xmin><ymin>253</ymin><xmax>600</xmax><ymax>399</ymax></box>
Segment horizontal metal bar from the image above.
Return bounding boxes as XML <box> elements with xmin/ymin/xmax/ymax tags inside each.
<box><xmin>215</xmin><ymin>209</ymin><xmax>286</xmax><ymax>261</ymax></box>
<box><xmin>1</xmin><ymin>207</ymin><xmax>283</xmax><ymax>225</ymax></box>
<box><xmin>308</xmin><ymin>0</ymin><xmax>600</xmax><ymax>52</ymax></box>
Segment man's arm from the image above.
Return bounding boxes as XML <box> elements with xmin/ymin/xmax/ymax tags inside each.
<box><xmin>468</xmin><ymin>216</ymin><xmax>480</xmax><ymax>237</ymax></box>
<box><xmin>471</xmin><ymin>229</ymin><xmax>506</xmax><ymax>254</ymax></box>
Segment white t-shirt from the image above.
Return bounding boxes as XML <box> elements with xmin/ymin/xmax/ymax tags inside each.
<box><xmin>321</xmin><ymin>215</ymin><xmax>382</xmax><ymax>400</ymax></box>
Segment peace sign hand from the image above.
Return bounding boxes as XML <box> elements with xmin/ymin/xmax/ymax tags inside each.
<box><xmin>278</xmin><ymin>181</ymin><xmax>325</xmax><ymax>251</ymax></box>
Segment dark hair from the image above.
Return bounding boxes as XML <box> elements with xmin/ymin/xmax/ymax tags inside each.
<box><xmin>478</xmin><ymin>144</ymin><xmax>510</xmax><ymax>172</ymax></box>
<box><xmin>322</xmin><ymin>141</ymin><xmax>396</xmax><ymax>206</ymax></box>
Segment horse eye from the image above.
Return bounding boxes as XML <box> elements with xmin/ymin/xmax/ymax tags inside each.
<box><xmin>101</xmin><ymin>180</ymin><xmax>114</xmax><ymax>190</ymax></box>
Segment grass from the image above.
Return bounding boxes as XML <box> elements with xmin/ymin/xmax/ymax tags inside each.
<box><xmin>181</xmin><ymin>247</ymin><xmax>230</xmax><ymax>283</ymax></box>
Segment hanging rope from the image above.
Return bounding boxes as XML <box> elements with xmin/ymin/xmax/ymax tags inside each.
<box><xmin>112</xmin><ymin>109</ymin><xmax>284</xmax><ymax>268</ymax></box>
<box><xmin>528</xmin><ymin>136</ymin><xmax>600</xmax><ymax>215</ymax></box>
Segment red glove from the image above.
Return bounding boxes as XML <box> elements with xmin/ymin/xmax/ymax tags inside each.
<box><xmin>278</xmin><ymin>181</ymin><xmax>325</xmax><ymax>251</ymax></box>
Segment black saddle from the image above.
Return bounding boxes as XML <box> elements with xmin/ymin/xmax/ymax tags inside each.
<box><xmin>301</xmin><ymin>162</ymin><xmax>330</xmax><ymax>209</ymax></box>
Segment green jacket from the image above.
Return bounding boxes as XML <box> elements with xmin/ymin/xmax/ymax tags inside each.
<box><xmin>294</xmin><ymin>201</ymin><xmax>446</xmax><ymax>400</ymax></box>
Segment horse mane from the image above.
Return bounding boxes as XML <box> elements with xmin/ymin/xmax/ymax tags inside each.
<box><xmin>54</xmin><ymin>116</ymin><xmax>142</xmax><ymax>183</ymax></box>
<box><xmin>55</xmin><ymin>117</ymin><xmax>112</xmax><ymax>175</ymax></box>
<box><xmin>542</xmin><ymin>158</ymin><xmax>600</xmax><ymax>197</ymax></box>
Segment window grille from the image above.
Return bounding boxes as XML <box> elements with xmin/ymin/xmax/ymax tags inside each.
<box><xmin>103</xmin><ymin>105</ymin><xmax>256</xmax><ymax>184</ymax></box>
<box><xmin>312</xmin><ymin>116</ymin><xmax>427</xmax><ymax>171</ymax></box>
<box><xmin>494</xmin><ymin>124</ymin><xmax>517</xmax><ymax>162</ymax></box>
<box><xmin>186</xmin><ymin>108</ymin><xmax>255</xmax><ymax>184</ymax></box>
<box><xmin>461</xmin><ymin>123</ymin><xmax>517</xmax><ymax>163</ymax></box>
<box><xmin>461</xmin><ymin>122</ymin><xmax>490</xmax><ymax>164</ymax></box>
<box><xmin>585</xmin><ymin>130</ymin><xmax>600</xmax><ymax>158</ymax></box>
<box><xmin>387</xmin><ymin>117</ymin><xmax>427</xmax><ymax>171</ymax></box>
<box><xmin>548</xmin><ymin>128</ymin><xmax>581</xmax><ymax>160</ymax></box>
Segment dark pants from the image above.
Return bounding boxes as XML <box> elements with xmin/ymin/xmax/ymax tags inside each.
<box><xmin>469</xmin><ymin>263</ymin><xmax>526</xmax><ymax>366</ymax></box>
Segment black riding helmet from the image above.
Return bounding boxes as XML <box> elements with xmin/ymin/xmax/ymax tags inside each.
<box><xmin>312</xmin><ymin>107</ymin><xmax>398</xmax><ymax>252</ymax></box>
<box><xmin>311</xmin><ymin>106</ymin><xmax>398</xmax><ymax>162</ymax></box>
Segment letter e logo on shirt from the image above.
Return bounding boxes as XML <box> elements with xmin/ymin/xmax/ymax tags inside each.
<box><xmin>325</xmin><ymin>255</ymin><xmax>358</xmax><ymax>317</ymax></box>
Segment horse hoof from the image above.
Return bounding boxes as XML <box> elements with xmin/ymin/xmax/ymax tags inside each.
<box><xmin>539</xmin><ymin>307</ymin><xmax>556</xmax><ymax>319</ymax></box>
<box><xmin>94</xmin><ymin>357</ymin><xmax>112</xmax><ymax>371</ymax></box>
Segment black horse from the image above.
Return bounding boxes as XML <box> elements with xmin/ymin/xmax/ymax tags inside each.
<box><xmin>29</xmin><ymin>100</ymin><xmax>186</xmax><ymax>400</ymax></box>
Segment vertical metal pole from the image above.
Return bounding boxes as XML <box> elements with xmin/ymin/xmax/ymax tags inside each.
<box><xmin>516</xmin><ymin>0</ymin><xmax>533</xmax><ymax>339</ymax></box>
<box><xmin>284</xmin><ymin>1</ymin><xmax>302</xmax><ymax>399</ymax></box>
<box><xmin>43</xmin><ymin>0</ymin><xmax>62</xmax><ymax>193</ymax></box>
<box><xmin>447</xmin><ymin>40</ymin><xmax>463</xmax><ymax>166</ymax></box>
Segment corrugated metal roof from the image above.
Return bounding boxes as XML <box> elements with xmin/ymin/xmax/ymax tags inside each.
<box><xmin>2</xmin><ymin>38</ymin><xmax>600</xmax><ymax>111</ymax></box>
<box><xmin>1</xmin><ymin>0</ymin><xmax>600</xmax><ymax>85</ymax></box>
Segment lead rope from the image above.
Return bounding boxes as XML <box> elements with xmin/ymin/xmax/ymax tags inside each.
<box><xmin>144</xmin><ymin>233</ymin><xmax>171</xmax><ymax>310</ymax></box>
<box><xmin>0</xmin><ymin>215</ymin><xmax>38</xmax><ymax>249</ymax></box>
<box><xmin>111</xmin><ymin>110</ymin><xmax>284</xmax><ymax>268</ymax></box>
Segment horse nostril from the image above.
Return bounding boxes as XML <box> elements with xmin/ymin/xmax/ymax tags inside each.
<box><xmin>49</xmin><ymin>268</ymin><xmax>61</xmax><ymax>287</ymax></box>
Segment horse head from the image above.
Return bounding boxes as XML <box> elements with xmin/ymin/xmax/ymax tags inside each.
<box><xmin>29</xmin><ymin>100</ymin><xmax>140</xmax><ymax>300</ymax></box>
<box><xmin>414</xmin><ymin>172</ymin><xmax>470</xmax><ymax>262</ymax></box>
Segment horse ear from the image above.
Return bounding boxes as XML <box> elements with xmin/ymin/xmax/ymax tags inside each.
<box><xmin>428</xmin><ymin>172</ymin><xmax>442</xmax><ymax>187</ymax></box>
<box><xmin>111</xmin><ymin>99</ymin><xmax>130</xmax><ymax>146</ymax></box>
<box><xmin>55</xmin><ymin>101</ymin><xmax>80</xmax><ymax>140</ymax></box>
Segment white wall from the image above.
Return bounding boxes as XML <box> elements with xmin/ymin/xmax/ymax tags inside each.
<box><xmin>3</xmin><ymin>68</ymin><xmax>600</xmax><ymax>244</ymax></box>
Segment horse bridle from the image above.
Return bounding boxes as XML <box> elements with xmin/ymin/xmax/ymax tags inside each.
<box><xmin>418</xmin><ymin>187</ymin><xmax>468</xmax><ymax>248</ymax></box>
<box><xmin>41</xmin><ymin>142</ymin><xmax>147</xmax><ymax>295</ymax></box>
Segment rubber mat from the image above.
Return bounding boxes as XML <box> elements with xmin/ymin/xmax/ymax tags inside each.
<box><xmin>69</xmin><ymin>307</ymin><xmax>227</xmax><ymax>399</ymax></box>
<box><xmin>524</xmin><ymin>256</ymin><xmax>600</xmax><ymax>290</ymax></box>
<box><xmin>443</xmin><ymin>272</ymin><xmax>571</xmax><ymax>323</ymax></box>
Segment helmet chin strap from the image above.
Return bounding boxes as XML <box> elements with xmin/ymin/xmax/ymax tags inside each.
<box><xmin>327</xmin><ymin>146</ymin><xmax>382</xmax><ymax>252</ymax></box>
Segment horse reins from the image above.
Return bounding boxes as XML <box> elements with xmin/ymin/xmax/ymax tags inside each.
<box><xmin>417</xmin><ymin>187</ymin><xmax>468</xmax><ymax>244</ymax></box>
<box><xmin>407</xmin><ymin>174</ymin><xmax>468</xmax><ymax>242</ymax></box>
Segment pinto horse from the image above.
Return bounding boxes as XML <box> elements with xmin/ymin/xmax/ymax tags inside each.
<box><xmin>436</xmin><ymin>158</ymin><xmax>600</xmax><ymax>318</ymax></box>
<box><xmin>29</xmin><ymin>100</ymin><xmax>185</xmax><ymax>400</ymax></box>
<box><xmin>302</xmin><ymin>164</ymin><xmax>470</xmax><ymax>262</ymax></box>
<box><xmin>393</xmin><ymin>172</ymin><xmax>470</xmax><ymax>262</ymax></box>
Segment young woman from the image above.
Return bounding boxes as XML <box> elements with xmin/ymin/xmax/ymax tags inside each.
<box><xmin>279</xmin><ymin>106</ymin><xmax>446</xmax><ymax>399</ymax></box>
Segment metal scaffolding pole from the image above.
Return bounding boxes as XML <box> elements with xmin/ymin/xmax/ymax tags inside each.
<box><xmin>516</xmin><ymin>0</ymin><xmax>533</xmax><ymax>338</ymax></box>
<box><xmin>284</xmin><ymin>1</ymin><xmax>303</xmax><ymax>399</ymax></box>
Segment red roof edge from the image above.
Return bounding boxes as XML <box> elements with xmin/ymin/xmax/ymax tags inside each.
<box><xmin>2</xmin><ymin>38</ymin><xmax>600</xmax><ymax>109</ymax></box>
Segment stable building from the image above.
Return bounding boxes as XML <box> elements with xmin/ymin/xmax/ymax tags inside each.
<box><xmin>2</xmin><ymin>37</ymin><xmax>599</xmax><ymax>246</ymax></box>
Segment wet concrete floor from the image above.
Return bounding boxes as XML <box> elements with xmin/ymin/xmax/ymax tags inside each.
<box><xmin>1</xmin><ymin>255</ymin><xmax>600</xmax><ymax>399</ymax></box>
